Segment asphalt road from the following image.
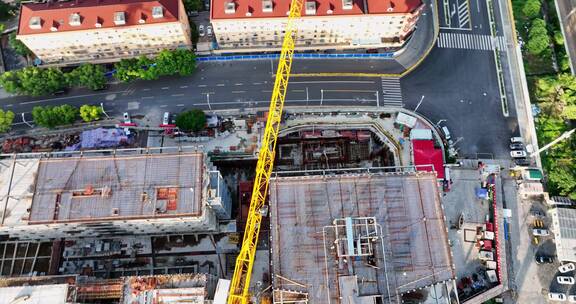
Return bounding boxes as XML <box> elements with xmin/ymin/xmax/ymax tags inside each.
<box><xmin>0</xmin><ymin>0</ymin><xmax>518</xmax><ymax>160</ymax></box>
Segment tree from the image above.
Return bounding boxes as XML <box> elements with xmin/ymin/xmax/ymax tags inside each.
<box><xmin>176</xmin><ymin>109</ymin><xmax>206</xmax><ymax>132</ymax></box>
<box><xmin>526</xmin><ymin>18</ymin><xmax>550</xmax><ymax>55</ymax></box>
<box><xmin>0</xmin><ymin>109</ymin><xmax>14</xmax><ymax>133</ymax></box>
<box><xmin>554</xmin><ymin>30</ymin><xmax>565</xmax><ymax>46</ymax></box>
<box><xmin>32</xmin><ymin>105</ymin><xmax>77</xmax><ymax>128</ymax></box>
<box><xmin>9</xmin><ymin>33</ymin><xmax>31</xmax><ymax>57</ymax></box>
<box><xmin>66</xmin><ymin>64</ymin><xmax>107</xmax><ymax>90</ymax></box>
<box><xmin>79</xmin><ymin>105</ymin><xmax>103</xmax><ymax>122</ymax></box>
<box><xmin>183</xmin><ymin>0</ymin><xmax>203</xmax><ymax>12</ymax></box>
<box><xmin>18</xmin><ymin>67</ymin><xmax>66</xmax><ymax>96</ymax></box>
<box><xmin>548</xmin><ymin>165</ymin><xmax>576</xmax><ymax>198</ymax></box>
<box><xmin>114</xmin><ymin>58</ymin><xmax>141</xmax><ymax>82</ymax></box>
<box><xmin>0</xmin><ymin>71</ymin><xmax>22</xmax><ymax>94</ymax></box>
<box><xmin>522</xmin><ymin>0</ymin><xmax>541</xmax><ymax>19</ymax></box>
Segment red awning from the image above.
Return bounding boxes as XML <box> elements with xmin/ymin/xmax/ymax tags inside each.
<box><xmin>412</xmin><ymin>140</ymin><xmax>445</xmax><ymax>179</ymax></box>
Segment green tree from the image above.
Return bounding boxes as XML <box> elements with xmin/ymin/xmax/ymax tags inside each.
<box><xmin>114</xmin><ymin>58</ymin><xmax>141</xmax><ymax>82</ymax></box>
<box><xmin>66</xmin><ymin>64</ymin><xmax>107</xmax><ymax>90</ymax></box>
<box><xmin>183</xmin><ymin>0</ymin><xmax>203</xmax><ymax>12</ymax></box>
<box><xmin>0</xmin><ymin>71</ymin><xmax>22</xmax><ymax>94</ymax></box>
<box><xmin>548</xmin><ymin>165</ymin><xmax>576</xmax><ymax>198</ymax></box>
<box><xmin>8</xmin><ymin>33</ymin><xmax>31</xmax><ymax>57</ymax></box>
<box><xmin>176</xmin><ymin>109</ymin><xmax>206</xmax><ymax>132</ymax></box>
<box><xmin>554</xmin><ymin>30</ymin><xmax>565</xmax><ymax>46</ymax></box>
<box><xmin>526</xmin><ymin>18</ymin><xmax>550</xmax><ymax>55</ymax></box>
<box><xmin>79</xmin><ymin>105</ymin><xmax>103</xmax><ymax>122</ymax></box>
<box><xmin>522</xmin><ymin>0</ymin><xmax>541</xmax><ymax>19</ymax></box>
<box><xmin>0</xmin><ymin>109</ymin><xmax>14</xmax><ymax>133</ymax></box>
<box><xmin>17</xmin><ymin>67</ymin><xmax>66</xmax><ymax>96</ymax></box>
<box><xmin>32</xmin><ymin>105</ymin><xmax>78</xmax><ymax>128</ymax></box>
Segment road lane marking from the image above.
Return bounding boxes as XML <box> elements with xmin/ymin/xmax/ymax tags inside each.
<box><xmin>176</xmin><ymin>104</ymin><xmax>185</xmax><ymax>107</ymax></box>
<box><xmin>161</xmin><ymin>87</ymin><xmax>169</xmax><ymax>90</ymax></box>
<box><xmin>216</xmin><ymin>84</ymin><xmax>225</xmax><ymax>86</ymax></box>
<box><xmin>143</xmin><ymin>88</ymin><xmax>151</xmax><ymax>91</ymax></box>
<box><xmin>180</xmin><ymin>86</ymin><xmax>188</xmax><ymax>88</ymax></box>
<box><xmin>6</xmin><ymin>104</ymin><xmax>13</xmax><ymax>107</ymax></box>
<box><xmin>234</xmin><ymin>83</ymin><xmax>244</xmax><ymax>86</ymax></box>
<box><xmin>160</xmin><ymin>105</ymin><xmax>168</xmax><ymax>108</ymax></box>
<box><xmin>252</xmin><ymin>82</ymin><xmax>262</xmax><ymax>85</ymax></box>
<box><xmin>20</xmin><ymin>91</ymin><xmax>125</xmax><ymax>105</ymax></box>
<box><xmin>290</xmin><ymin>80</ymin><xmax>376</xmax><ymax>84</ymax></box>
<box><xmin>171</xmin><ymin>94</ymin><xmax>185</xmax><ymax>97</ymax></box>
<box><xmin>198</xmin><ymin>84</ymin><xmax>207</xmax><ymax>87</ymax></box>
<box><xmin>142</xmin><ymin>96</ymin><xmax>155</xmax><ymax>99</ymax></box>
<box><xmin>262</xmin><ymin>90</ymin><xmax>273</xmax><ymax>93</ymax></box>
<box><xmin>291</xmin><ymin>89</ymin><xmax>305</xmax><ymax>92</ymax></box>
<box><xmin>232</xmin><ymin>91</ymin><xmax>246</xmax><ymax>93</ymax></box>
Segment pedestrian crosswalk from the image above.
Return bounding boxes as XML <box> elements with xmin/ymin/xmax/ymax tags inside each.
<box><xmin>381</xmin><ymin>77</ymin><xmax>403</xmax><ymax>107</ymax></box>
<box><xmin>437</xmin><ymin>32</ymin><xmax>506</xmax><ymax>51</ymax></box>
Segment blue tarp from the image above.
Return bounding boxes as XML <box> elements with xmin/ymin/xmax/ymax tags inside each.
<box><xmin>476</xmin><ymin>188</ymin><xmax>489</xmax><ymax>199</ymax></box>
<box><xmin>81</xmin><ymin>128</ymin><xmax>131</xmax><ymax>149</ymax></box>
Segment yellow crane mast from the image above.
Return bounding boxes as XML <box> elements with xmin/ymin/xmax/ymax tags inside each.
<box><xmin>227</xmin><ymin>0</ymin><xmax>303</xmax><ymax>304</ymax></box>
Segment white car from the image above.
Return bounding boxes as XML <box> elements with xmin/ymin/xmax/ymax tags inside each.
<box><xmin>533</xmin><ymin>228</ymin><xmax>549</xmax><ymax>236</ymax></box>
<box><xmin>162</xmin><ymin>112</ymin><xmax>170</xmax><ymax>125</ymax></box>
<box><xmin>559</xmin><ymin>263</ymin><xmax>576</xmax><ymax>273</ymax></box>
<box><xmin>198</xmin><ymin>25</ymin><xmax>205</xmax><ymax>37</ymax></box>
<box><xmin>568</xmin><ymin>295</ymin><xmax>576</xmax><ymax>303</ymax></box>
<box><xmin>123</xmin><ymin>112</ymin><xmax>131</xmax><ymax>124</ymax></box>
<box><xmin>510</xmin><ymin>150</ymin><xmax>527</xmax><ymax>158</ymax></box>
<box><xmin>207</xmin><ymin>25</ymin><xmax>213</xmax><ymax>36</ymax></box>
<box><xmin>558</xmin><ymin>276</ymin><xmax>575</xmax><ymax>285</ymax></box>
<box><xmin>550</xmin><ymin>292</ymin><xmax>567</xmax><ymax>301</ymax></box>
<box><xmin>510</xmin><ymin>136</ymin><xmax>523</xmax><ymax>143</ymax></box>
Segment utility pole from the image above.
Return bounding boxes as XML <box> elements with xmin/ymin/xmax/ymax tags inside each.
<box><xmin>100</xmin><ymin>103</ymin><xmax>110</xmax><ymax>119</ymax></box>
<box><xmin>414</xmin><ymin>95</ymin><xmax>425</xmax><ymax>112</ymax></box>
<box><xmin>21</xmin><ymin>113</ymin><xmax>33</xmax><ymax>128</ymax></box>
<box><xmin>530</xmin><ymin>128</ymin><xmax>575</xmax><ymax>158</ymax></box>
<box><xmin>206</xmin><ymin>93</ymin><xmax>212</xmax><ymax>112</ymax></box>
<box><xmin>375</xmin><ymin>91</ymin><xmax>380</xmax><ymax>107</ymax></box>
<box><xmin>320</xmin><ymin>89</ymin><xmax>324</xmax><ymax>105</ymax></box>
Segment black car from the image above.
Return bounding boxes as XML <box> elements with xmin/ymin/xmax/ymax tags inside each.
<box><xmin>510</xmin><ymin>142</ymin><xmax>525</xmax><ymax>150</ymax></box>
<box><xmin>535</xmin><ymin>255</ymin><xmax>554</xmax><ymax>264</ymax></box>
<box><xmin>515</xmin><ymin>158</ymin><xmax>531</xmax><ymax>166</ymax></box>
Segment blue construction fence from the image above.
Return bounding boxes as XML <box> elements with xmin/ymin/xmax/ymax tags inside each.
<box><xmin>196</xmin><ymin>52</ymin><xmax>394</xmax><ymax>62</ymax></box>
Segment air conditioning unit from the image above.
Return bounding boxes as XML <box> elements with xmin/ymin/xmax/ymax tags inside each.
<box><xmin>29</xmin><ymin>16</ymin><xmax>42</xmax><ymax>29</ymax></box>
<box><xmin>342</xmin><ymin>0</ymin><xmax>353</xmax><ymax>10</ymax></box>
<box><xmin>69</xmin><ymin>13</ymin><xmax>81</xmax><ymax>26</ymax></box>
<box><xmin>305</xmin><ymin>1</ymin><xmax>316</xmax><ymax>15</ymax></box>
<box><xmin>225</xmin><ymin>1</ymin><xmax>236</xmax><ymax>14</ymax></box>
<box><xmin>262</xmin><ymin>0</ymin><xmax>273</xmax><ymax>13</ymax></box>
<box><xmin>152</xmin><ymin>6</ymin><xmax>164</xmax><ymax>18</ymax></box>
<box><xmin>114</xmin><ymin>12</ymin><xmax>126</xmax><ymax>25</ymax></box>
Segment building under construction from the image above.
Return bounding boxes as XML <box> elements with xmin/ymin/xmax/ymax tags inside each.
<box><xmin>0</xmin><ymin>148</ymin><xmax>231</xmax><ymax>240</ymax></box>
<box><xmin>269</xmin><ymin>168</ymin><xmax>454</xmax><ymax>304</ymax></box>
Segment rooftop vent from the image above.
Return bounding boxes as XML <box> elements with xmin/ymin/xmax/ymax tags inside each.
<box><xmin>262</xmin><ymin>0</ymin><xmax>273</xmax><ymax>13</ymax></box>
<box><xmin>224</xmin><ymin>1</ymin><xmax>236</xmax><ymax>14</ymax></box>
<box><xmin>342</xmin><ymin>0</ymin><xmax>353</xmax><ymax>10</ymax></box>
<box><xmin>29</xmin><ymin>16</ymin><xmax>42</xmax><ymax>29</ymax></box>
<box><xmin>152</xmin><ymin>6</ymin><xmax>164</xmax><ymax>18</ymax></box>
<box><xmin>305</xmin><ymin>1</ymin><xmax>316</xmax><ymax>15</ymax></box>
<box><xmin>114</xmin><ymin>12</ymin><xmax>126</xmax><ymax>25</ymax></box>
<box><xmin>139</xmin><ymin>13</ymin><xmax>147</xmax><ymax>23</ymax></box>
<box><xmin>69</xmin><ymin>13</ymin><xmax>81</xmax><ymax>26</ymax></box>
<box><xmin>95</xmin><ymin>17</ymin><xmax>102</xmax><ymax>27</ymax></box>
<box><xmin>327</xmin><ymin>9</ymin><xmax>333</xmax><ymax>14</ymax></box>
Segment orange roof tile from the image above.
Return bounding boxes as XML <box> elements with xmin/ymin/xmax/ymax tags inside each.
<box><xmin>18</xmin><ymin>0</ymin><xmax>180</xmax><ymax>35</ymax></box>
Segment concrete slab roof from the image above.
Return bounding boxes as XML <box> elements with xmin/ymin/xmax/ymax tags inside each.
<box><xmin>269</xmin><ymin>170</ymin><xmax>454</xmax><ymax>304</ymax></box>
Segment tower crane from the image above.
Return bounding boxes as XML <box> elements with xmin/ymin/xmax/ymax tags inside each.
<box><xmin>227</xmin><ymin>0</ymin><xmax>303</xmax><ymax>304</ymax></box>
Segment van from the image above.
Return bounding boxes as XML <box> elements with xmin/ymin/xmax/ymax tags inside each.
<box><xmin>441</xmin><ymin>126</ymin><xmax>451</xmax><ymax>141</ymax></box>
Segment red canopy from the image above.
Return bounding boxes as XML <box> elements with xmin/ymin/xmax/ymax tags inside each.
<box><xmin>412</xmin><ymin>140</ymin><xmax>445</xmax><ymax>179</ymax></box>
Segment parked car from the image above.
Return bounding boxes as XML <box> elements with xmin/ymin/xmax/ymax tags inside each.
<box><xmin>568</xmin><ymin>295</ymin><xmax>576</xmax><ymax>303</ymax></box>
<box><xmin>207</xmin><ymin>25</ymin><xmax>213</xmax><ymax>36</ymax></box>
<box><xmin>533</xmin><ymin>228</ymin><xmax>549</xmax><ymax>236</ymax></box>
<box><xmin>535</xmin><ymin>255</ymin><xmax>554</xmax><ymax>264</ymax></box>
<box><xmin>441</xmin><ymin>126</ymin><xmax>451</xmax><ymax>141</ymax></box>
<box><xmin>198</xmin><ymin>25</ymin><xmax>205</xmax><ymax>37</ymax></box>
<box><xmin>514</xmin><ymin>158</ymin><xmax>531</xmax><ymax>166</ymax></box>
<box><xmin>549</xmin><ymin>292</ymin><xmax>567</xmax><ymax>301</ymax></box>
<box><xmin>530</xmin><ymin>209</ymin><xmax>545</xmax><ymax>218</ymax></box>
<box><xmin>510</xmin><ymin>150</ymin><xmax>527</xmax><ymax>158</ymax></box>
<box><xmin>510</xmin><ymin>142</ymin><xmax>524</xmax><ymax>150</ymax></box>
<box><xmin>558</xmin><ymin>276</ymin><xmax>575</xmax><ymax>285</ymax></box>
<box><xmin>510</xmin><ymin>136</ymin><xmax>524</xmax><ymax>143</ymax></box>
<box><xmin>162</xmin><ymin>112</ymin><xmax>170</xmax><ymax>125</ymax></box>
<box><xmin>123</xmin><ymin>112</ymin><xmax>131</xmax><ymax>124</ymax></box>
<box><xmin>559</xmin><ymin>263</ymin><xmax>576</xmax><ymax>273</ymax></box>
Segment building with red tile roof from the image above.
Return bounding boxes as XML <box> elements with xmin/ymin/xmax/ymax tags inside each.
<box><xmin>16</xmin><ymin>0</ymin><xmax>192</xmax><ymax>65</ymax></box>
<box><xmin>209</xmin><ymin>0</ymin><xmax>423</xmax><ymax>51</ymax></box>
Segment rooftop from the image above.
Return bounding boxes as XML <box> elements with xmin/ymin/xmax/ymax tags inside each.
<box><xmin>210</xmin><ymin>0</ymin><xmax>422</xmax><ymax>20</ymax></box>
<box><xmin>551</xmin><ymin>207</ymin><xmax>576</xmax><ymax>262</ymax></box>
<box><xmin>18</xmin><ymin>0</ymin><xmax>179</xmax><ymax>35</ymax></box>
<box><xmin>0</xmin><ymin>284</ymin><xmax>70</xmax><ymax>304</ymax></box>
<box><xmin>269</xmin><ymin>170</ymin><xmax>454</xmax><ymax>304</ymax></box>
<box><xmin>0</xmin><ymin>152</ymin><xmax>204</xmax><ymax>226</ymax></box>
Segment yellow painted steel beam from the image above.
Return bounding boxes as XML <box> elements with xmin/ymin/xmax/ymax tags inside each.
<box><xmin>227</xmin><ymin>0</ymin><xmax>303</xmax><ymax>304</ymax></box>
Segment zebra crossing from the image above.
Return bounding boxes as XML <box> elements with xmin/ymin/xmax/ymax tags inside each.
<box><xmin>437</xmin><ymin>32</ymin><xmax>506</xmax><ymax>51</ymax></box>
<box><xmin>381</xmin><ymin>77</ymin><xmax>403</xmax><ymax>107</ymax></box>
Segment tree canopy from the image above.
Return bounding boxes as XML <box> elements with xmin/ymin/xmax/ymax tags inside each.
<box><xmin>526</xmin><ymin>18</ymin><xmax>551</xmax><ymax>55</ymax></box>
<box><xmin>8</xmin><ymin>33</ymin><xmax>31</xmax><ymax>57</ymax></box>
<box><xmin>522</xmin><ymin>0</ymin><xmax>542</xmax><ymax>19</ymax></box>
<box><xmin>176</xmin><ymin>109</ymin><xmax>206</xmax><ymax>132</ymax></box>
<box><xmin>32</xmin><ymin>105</ymin><xmax>78</xmax><ymax>128</ymax></box>
<box><xmin>79</xmin><ymin>105</ymin><xmax>103</xmax><ymax>122</ymax></box>
<box><xmin>0</xmin><ymin>109</ymin><xmax>14</xmax><ymax>133</ymax></box>
<box><xmin>66</xmin><ymin>64</ymin><xmax>107</xmax><ymax>90</ymax></box>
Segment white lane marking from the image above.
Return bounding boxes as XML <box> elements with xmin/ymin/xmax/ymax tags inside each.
<box><xmin>234</xmin><ymin>83</ymin><xmax>244</xmax><ymax>86</ymax></box>
<box><xmin>232</xmin><ymin>91</ymin><xmax>246</xmax><ymax>93</ymax></box>
<box><xmin>143</xmin><ymin>88</ymin><xmax>151</xmax><ymax>91</ymax></box>
<box><xmin>176</xmin><ymin>104</ymin><xmax>185</xmax><ymax>107</ymax></box>
<box><xmin>216</xmin><ymin>84</ymin><xmax>225</xmax><ymax>86</ymax></box>
<box><xmin>180</xmin><ymin>86</ymin><xmax>189</xmax><ymax>88</ymax></box>
<box><xmin>171</xmin><ymin>94</ymin><xmax>185</xmax><ymax>97</ymax></box>
<box><xmin>142</xmin><ymin>96</ymin><xmax>155</xmax><ymax>99</ymax></box>
<box><xmin>252</xmin><ymin>82</ymin><xmax>262</xmax><ymax>85</ymax></box>
<box><xmin>198</xmin><ymin>84</ymin><xmax>207</xmax><ymax>87</ymax></box>
<box><xmin>161</xmin><ymin>87</ymin><xmax>169</xmax><ymax>90</ymax></box>
<box><xmin>20</xmin><ymin>91</ymin><xmax>125</xmax><ymax>105</ymax></box>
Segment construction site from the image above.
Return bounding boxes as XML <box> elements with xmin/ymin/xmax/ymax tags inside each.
<box><xmin>0</xmin><ymin>147</ymin><xmax>231</xmax><ymax>239</ymax></box>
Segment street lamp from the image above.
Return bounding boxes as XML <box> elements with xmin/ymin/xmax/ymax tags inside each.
<box><xmin>206</xmin><ymin>93</ymin><xmax>213</xmax><ymax>112</ymax></box>
<box><xmin>100</xmin><ymin>103</ymin><xmax>110</xmax><ymax>119</ymax></box>
<box><xmin>21</xmin><ymin>113</ymin><xmax>33</xmax><ymax>128</ymax></box>
<box><xmin>414</xmin><ymin>95</ymin><xmax>425</xmax><ymax>112</ymax></box>
<box><xmin>435</xmin><ymin>119</ymin><xmax>447</xmax><ymax>127</ymax></box>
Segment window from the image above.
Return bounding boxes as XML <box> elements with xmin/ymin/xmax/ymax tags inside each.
<box><xmin>29</xmin><ymin>16</ymin><xmax>42</xmax><ymax>29</ymax></box>
<box><xmin>114</xmin><ymin>12</ymin><xmax>126</xmax><ymax>25</ymax></box>
<box><xmin>69</xmin><ymin>13</ymin><xmax>81</xmax><ymax>26</ymax></box>
<box><xmin>152</xmin><ymin>6</ymin><xmax>164</xmax><ymax>18</ymax></box>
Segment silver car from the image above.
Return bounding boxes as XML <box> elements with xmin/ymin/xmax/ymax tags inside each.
<box><xmin>198</xmin><ymin>25</ymin><xmax>205</xmax><ymax>37</ymax></box>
